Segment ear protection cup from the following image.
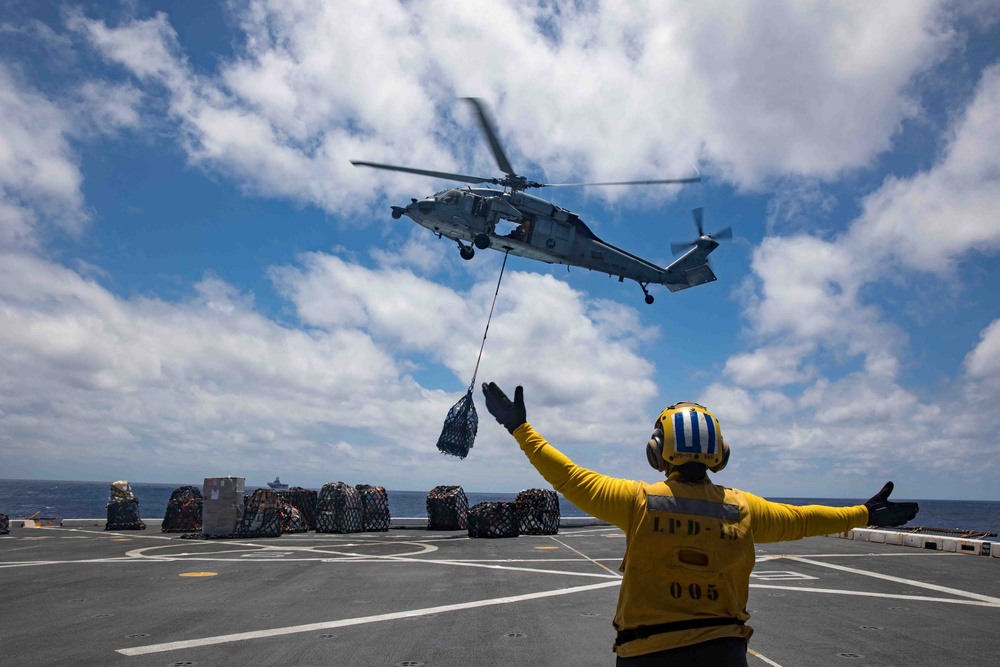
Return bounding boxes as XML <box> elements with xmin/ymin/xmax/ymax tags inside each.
<box><xmin>709</xmin><ymin>439</ymin><xmax>730</xmax><ymax>473</ymax></box>
<box><xmin>646</xmin><ymin>427</ymin><xmax>667</xmax><ymax>472</ymax></box>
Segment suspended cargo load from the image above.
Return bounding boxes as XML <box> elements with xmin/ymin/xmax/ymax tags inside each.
<box><xmin>281</xmin><ymin>503</ymin><xmax>307</xmax><ymax>533</ymax></box>
<box><xmin>316</xmin><ymin>482</ymin><xmax>364</xmax><ymax>533</ymax></box>
<box><xmin>468</xmin><ymin>502</ymin><xmax>520</xmax><ymax>538</ymax></box>
<box><xmin>236</xmin><ymin>489</ymin><xmax>283</xmax><ymax>538</ymax></box>
<box><xmin>515</xmin><ymin>488</ymin><xmax>560</xmax><ymax>535</ymax></box>
<box><xmin>161</xmin><ymin>485</ymin><xmax>203</xmax><ymax>533</ymax></box>
<box><xmin>356</xmin><ymin>484</ymin><xmax>391</xmax><ymax>532</ymax></box>
<box><xmin>426</xmin><ymin>485</ymin><xmax>468</xmax><ymax>531</ymax></box>
<box><xmin>0</xmin><ymin>513</ymin><xmax>8</xmax><ymax>535</ymax></box>
<box><xmin>276</xmin><ymin>487</ymin><xmax>318</xmax><ymax>530</ymax></box>
<box><xmin>202</xmin><ymin>476</ymin><xmax>245</xmax><ymax>538</ymax></box>
<box><xmin>436</xmin><ymin>390</ymin><xmax>478</xmax><ymax>459</ymax></box>
<box><xmin>105</xmin><ymin>480</ymin><xmax>145</xmax><ymax>531</ymax></box>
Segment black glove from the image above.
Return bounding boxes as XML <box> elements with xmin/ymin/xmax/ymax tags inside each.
<box><xmin>865</xmin><ymin>481</ymin><xmax>919</xmax><ymax>527</ymax></box>
<box><xmin>481</xmin><ymin>382</ymin><xmax>526</xmax><ymax>434</ymax></box>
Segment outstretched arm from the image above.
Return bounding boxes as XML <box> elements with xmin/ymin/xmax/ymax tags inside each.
<box><xmin>482</xmin><ymin>382</ymin><xmax>636</xmax><ymax>530</ymax></box>
<box><xmin>513</xmin><ymin>423</ymin><xmax>638</xmax><ymax>531</ymax></box>
<box><xmin>743</xmin><ymin>492</ymin><xmax>868</xmax><ymax>543</ymax></box>
<box><xmin>745</xmin><ymin>482</ymin><xmax>918</xmax><ymax>543</ymax></box>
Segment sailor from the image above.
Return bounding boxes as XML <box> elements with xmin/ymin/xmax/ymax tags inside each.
<box><xmin>481</xmin><ymin>383</ymin><xmax>918</xmax><ymax>667</ymax></box>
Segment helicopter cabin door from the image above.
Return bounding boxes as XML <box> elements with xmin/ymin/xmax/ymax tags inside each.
<box><xmin>531</xmin><ymin>217</ymin><xmax>575</xmax><ymax>257</ymax></box>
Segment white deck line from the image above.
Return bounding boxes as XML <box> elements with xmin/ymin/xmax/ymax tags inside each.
<box><xmin>116</xmin><ymin>579</ymin><xmax>622</xmax><ymax>656</ymax></box>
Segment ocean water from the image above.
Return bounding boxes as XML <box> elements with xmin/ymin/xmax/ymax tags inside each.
<box><xmin>0</xmin><ymin>479</ymin><xmax>997</xmax><ymax>536</ymax></box>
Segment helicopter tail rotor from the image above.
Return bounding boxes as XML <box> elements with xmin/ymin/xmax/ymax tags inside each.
<box><xmin>671</xmin><ymin>208</ymin><xmax>732</xmax><ymax>256</ymax></box>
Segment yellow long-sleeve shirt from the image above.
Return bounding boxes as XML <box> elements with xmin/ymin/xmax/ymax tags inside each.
<box><xmin>513</xmin><ymin>423</ymin><xmax>869</xmax><ymax>656</ymax></box>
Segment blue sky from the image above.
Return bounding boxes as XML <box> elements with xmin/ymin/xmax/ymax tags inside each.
<box><xmin>1</xmin><ymin>1</ymin><xmax>999</xmax><ymax>500</ymax></box>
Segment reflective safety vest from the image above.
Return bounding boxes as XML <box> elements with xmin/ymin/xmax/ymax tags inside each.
<box><xmin>613</xmin><ymin>479</ymin><xmax>755</xmax><ymax>657</ymax></box>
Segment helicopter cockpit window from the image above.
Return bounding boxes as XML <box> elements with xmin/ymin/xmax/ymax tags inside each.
<box><xmin>436</xmin><ymin>189</ymin><xmax>460</xmax><ymax>205</ymax></box>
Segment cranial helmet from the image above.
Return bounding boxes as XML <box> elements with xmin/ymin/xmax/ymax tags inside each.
<box><xmin>646</xmin><ymin>402</ymin><xmax>730</xmax><ymax>474</ymax></box>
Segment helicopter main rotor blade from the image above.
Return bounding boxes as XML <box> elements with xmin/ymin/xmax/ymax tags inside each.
<box><xmin>713</xmin><ymin>226</ymin><xmax>732</xmax><ymax>240</ymax></box>
<box><xmin>350</xmin><ymin>160</ymin><xmax>492</xmax><ymax>186</ymax></box>
<box><xmin>539</xmin><ymin>176</ymin><xmax>702</xmax><ymax>188</ymax></box>
<box><xmin>462</xmin><ymin>97</ymin><xmax>517</xmax><ymax>177</ymax></box>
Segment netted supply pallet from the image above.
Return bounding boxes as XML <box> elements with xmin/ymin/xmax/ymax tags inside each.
<box><xmin>436</xmin><ymin>391</ymin><xmax>479</xmax><ymax>459</ymax></box>
<box><xmin>236</xmin><ymin>489</ymin><xmax>283</xmax><ymax>538</ymax></box>
<box><xmin>281</xmin><ymin>503</ymin><xmax>307</xmax><ymax>533</ymax></box>
<box><xmin>202</xmin><ymin>476</ymin><xmax>245</xmax><ymax>538</ymax></box>
<box><xmin>0</xmin><ymin>513</ymin><xmax>8</xmax><ymax>535</ymax></box>
<box><xmin>162</xmin><ymin>485</ymin><xmax>203</xmax><ymax>533</ymax></box>
<box><xmin>276</xmin><ymin>487</ymin><xmax>318</xmax><ymax>530</ymax></box>
<box><xmin>105</xmin><ymin>481</ymin><xmax>146</xmax><ymax>530</ymax></box>
<box><xmin>426</xmin><ymin>485</ymin><xmax>468</xmax><ymax>530</ymax></box>
<box><xmin>356</xmin><ymin>484</ymin><xmax>391</xmax><ymax>532</ymax></box>
<box><xmin>515</xmin><ymin>488</ymin><xmax>560</xmax><ymax>535</ymax></box>
<box><xmin>468</xmin><ymin>502</ymin><xmax>520</xmax><ymax>538</ymax></box>
<box><xmin>316</xmin><ymin>482</ymin><xmax>364</xmax><ymax>533</ymax></box>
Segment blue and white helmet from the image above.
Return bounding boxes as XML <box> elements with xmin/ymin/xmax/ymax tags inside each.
<box><xmin>646</xmin><ymin>402</ymin><xmax>730</xmax><ymax>473</ymax></box>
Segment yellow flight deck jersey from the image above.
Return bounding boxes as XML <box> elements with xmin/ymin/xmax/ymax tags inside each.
<box><xmin>512</xmin><ymin>423</ymin><xmax>870</xmax><ymax>658</ymax></box>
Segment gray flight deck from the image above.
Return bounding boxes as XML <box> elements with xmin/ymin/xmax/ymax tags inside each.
<box><xmin>1</xmin><ymin>523</ymin><xmax>998</xmax><ymax>666</ymax></box>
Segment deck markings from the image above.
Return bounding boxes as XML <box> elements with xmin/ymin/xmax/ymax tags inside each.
<box><xmin>750</xmin><ymin>583</ymin><xmax>1000</xmax><ymax>607</ymax></box>
<box><xmin>115</xmin><ymin>579</ymin><xmax>623</xmax><ymax>656</ymax></box>
<box><xmin>548</xmin><ymin>536</ymin><xmax>622</xmax><ymax>578</ymax></box>
<box><xmin>748</xmin><ymin>648</ymin><xmax>785</xmax><ymax>666</ymax></box>
<box><xmin>787</xmin><ymin>556</ymin><xmax>1000</xmax><ymax>605</ymax></box>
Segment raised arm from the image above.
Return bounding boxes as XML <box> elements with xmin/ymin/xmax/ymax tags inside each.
<box><xmin>482</xmin><ymin>382</ymin><xmax>637</xmax><ymax>530</ymax></box>
<box><xmin>513</xmin><ymin>423</ymin><xmax>638</xmax><ymax>530</ymax></box>
<box><xmin>743</xmin><ymin>492</ymin><xmax>868</xmax><ymax>543</ymax></box>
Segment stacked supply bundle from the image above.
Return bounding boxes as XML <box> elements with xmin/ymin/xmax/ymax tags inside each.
<box><xmin>356</xmin><ymin>484</ymin><xmax>391</xmax><ymax>532</ymax></box>
<box><xmin>161</xmin><ymin>485</ymin><xmax>203</xmax><ymax>533</ymax></box>
<box><xmin>515</xmin><ymin>488</ymin><xmax>560</xmax><ymax>535</ymax></box>
<box><xmin>281</xmin><ymin>503</ymin><xmax>307</xmax><ymax>533</ymax></box>
<box><xmin>276</xmin><ymin>487</ymin><xmax>318</xmax><ymax>530</ymax></box>
<box><xmin>0</xmin><ymin>513</ymin><xmax>8</xmax><ymax>535</ymax></box>
<box><xmin>467</xmin><ymin>502</ymin><xmax>520</xmax><ymax>538</ymax></box>
<box><xmin>426</xmin><ymin>485</ymin><xmax>468</xmax><ymax>530</ymax></box>
<box><xmin>315</xmin><ymin>482</ymin><xmax>364</xmax><ymax>533</ymax></box>
<box><xmin>202</xmin><ymin>477</ymin><xmax>245</xmax><ymax>538</ymax></box>
<box><xmin>236</xmin><ymin>489</ymin><xmax>283</xmax><ymax>538</ymax></box>
<box><xmin>105</xmin><ymin>481</ymin><xmax>146</xmax><ymax>530</ymax></box>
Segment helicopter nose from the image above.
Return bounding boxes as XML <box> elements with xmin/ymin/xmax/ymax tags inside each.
<box><xmin>412</xmin><ymin>199</ymin><xmax>434</xmax><ymax>216</ymax></box>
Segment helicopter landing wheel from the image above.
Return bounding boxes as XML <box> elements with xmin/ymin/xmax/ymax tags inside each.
<box><xmin>640</xmin><ymin>284</ymin><xmax>654</xmax><ymax>304</ymax></box>
<box><xmin>460</xmin><ymin>245</ymin><xmax>475</xmax><ymax>260</ymax></box>
<box><xmin>645</xmin><ymin>294</ymin><xmax>655</xmax><ymax>305</ymax></box>
<box><xmin>474</xmin><ymin>233</ymin><xmax>491</xmax><ymax>250</ymax></box>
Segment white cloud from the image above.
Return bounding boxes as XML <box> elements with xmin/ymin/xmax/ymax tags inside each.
<box><xmin>68</xmin><ymin>0</ymin><xmax>956</xmax><ymax>217</ymax></box>
<box><xmin>0</xmin><ymin>250</ymin><xmax>659</xmax><ymax>487</ymax></box>
<box><xmin>965</xmin><ymin>319</ymin><xmax>1000</xmax><ymax>380</ymax></box>
<box><xmin>851</xmin><ymin>64</ymin><xmax>1000</xmax><ymax>273</ymax></box>
<box><xmin>0</xmin><ymin>63</ymin><xmax>86</xmax><ymax>247</ymax></box>
<box><xmin>712</xmin><ymin>62</ymin><xmax>1000</xmax><ymax>487</ymax></box>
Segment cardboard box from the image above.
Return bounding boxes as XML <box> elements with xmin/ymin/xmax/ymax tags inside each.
<box><xmin>202</xmin><ymin>477</ymin><xmax>245</xmax><ymax>537</ymax></box>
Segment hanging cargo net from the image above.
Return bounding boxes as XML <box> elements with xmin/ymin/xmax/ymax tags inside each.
<box><xmin>435</xmin><ymin>252</ymin><xmax>508</xmax><ymax>459</ymax></box>
<box><xmin>161</xmin><ymin>485</ymin><xmax>203</xmax><ymax>533</ymax></box>
<box><xmin>281</xmin><ymin>503</ymin><xmax>308</xmax><ymax>533</ymax></box>
<box><xmin>356</xmin><ymin>484</ymin><xmax>391</xmax><ymax>532</ymax></box>
<box><xmin>276</xmin><ymin>487</ymin><xmax>318</xmax><ymax>530</ymax></box>
<box><xmin>0</xmin><ymin>513</ymin><xmax>8</xmax><ymax>535</ymax></box>
<box><xmin>236</xmin><ymin>489</ymin><xmax>283</xmax><ymax>538</ymax></box>
<box><xmin>105</xmin><ymin>480</ymin><xmax>146</xmax><ymax>531</ymax></box>
<box><xmin>426</xmin><ymin>485</ymin><xmax>468</xmax><ymax>530</ymax></box>
<box><xmin>316</xmin><ymin>482</ymin><xmax>364</xmax><ymax>533</ymax></box>
<box><xmin>468</xmin><ymin>502</ymin><xmax>520</xmax><ymax>539</ymax></box>
<box><xmin>436</xmin><ymin>390</ymin><xmax>479</xmax><ymax>459</ymax></box>
<box><xmin>515</xmin><ymin>488</ymin><xmax>561</xmax><ymax>535</ymax></box>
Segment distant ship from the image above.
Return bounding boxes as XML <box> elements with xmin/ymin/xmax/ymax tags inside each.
<box><xmin>267</xmin><ymin>477</ymin><xmax>289</xmax><ymax>490</ymax></box>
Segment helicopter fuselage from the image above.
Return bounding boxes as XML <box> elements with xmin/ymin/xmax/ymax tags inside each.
<box><xmin>395</xmin><ymin>187</ymin><xmax>718</xmax><ymax>296</ymax></box>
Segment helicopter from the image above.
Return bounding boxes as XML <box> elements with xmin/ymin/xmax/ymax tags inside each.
<box><xmin>352</xmin><ymin>98</ymin><xmax>731</xmax><ymax>304</ymax></box>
